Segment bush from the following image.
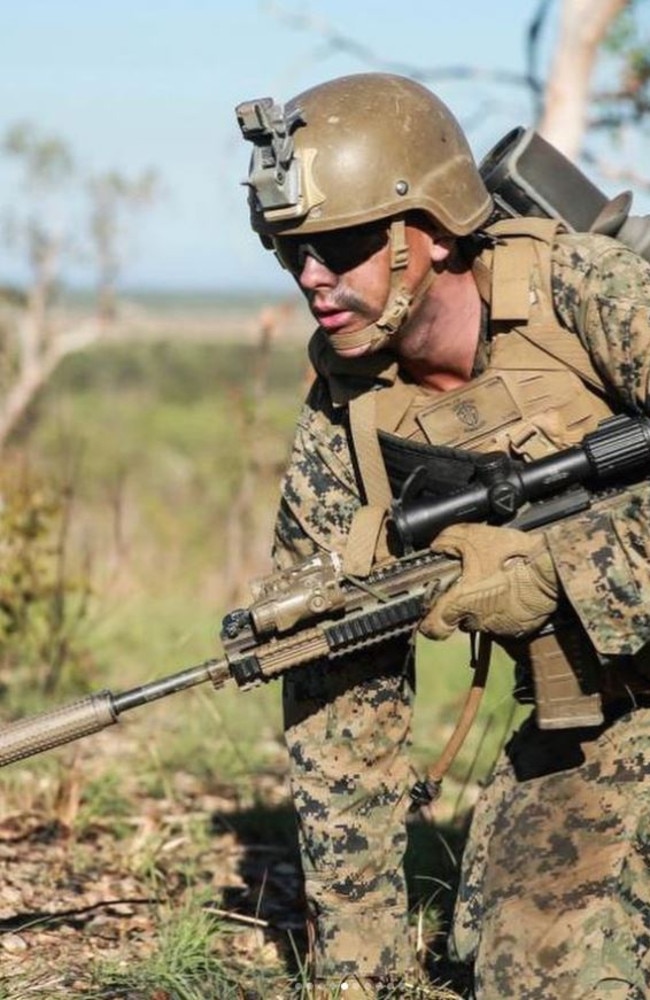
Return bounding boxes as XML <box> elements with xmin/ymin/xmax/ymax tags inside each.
<box><xmin>0</xmin><ymin>460</ymin><xmax>93</xmax><ymax>705</ymax></box>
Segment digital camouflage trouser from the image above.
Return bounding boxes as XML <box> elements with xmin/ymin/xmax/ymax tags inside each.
<box><xmin>451</xmin><ymin>705</ymin><xmax>650</xmax><ymax>999</ymax></box>
<box><xmin>282</xmin><ymin>638</ymin><xmax>419</xmax><ymax>986</ymax></box>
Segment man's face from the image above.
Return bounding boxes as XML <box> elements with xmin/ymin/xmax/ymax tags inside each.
<box><xmin>271</xmin><ymin>218</ymin><xmax>434</xmax><ymax>358</ymax></box>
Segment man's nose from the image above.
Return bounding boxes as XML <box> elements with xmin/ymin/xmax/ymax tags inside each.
<box><xmin>297</xmin><ymin>253</ymin><xmax>336</xmax><ymax>289</ymax></box>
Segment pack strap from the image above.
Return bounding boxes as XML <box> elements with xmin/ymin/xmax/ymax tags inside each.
<box><xmin>491</xmin><ymin>233</ymin><xmax>536</xmax><ymax>322</ymax></box>
<box><xmin>487</xmin><ymin>217</ymin><xmax>563</xmax><ymax>322</ymax></box>
<box><xmin>344</xmin><ymin>391</ymin><xmax>393</xmax><ymax>576</ymax></box>
<box><xmin>477</xmin><ymin>217</ymin><xmax>607</xmax><ymax>394</ymax></box>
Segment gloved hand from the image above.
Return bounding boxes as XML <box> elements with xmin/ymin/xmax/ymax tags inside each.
<box><xmin>420</xmin><ymin>523</ymin><xmax>559</xmax><ymax>640</ymax></box>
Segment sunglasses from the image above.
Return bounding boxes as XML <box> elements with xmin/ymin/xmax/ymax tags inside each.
<box><xmin>272</xmin><ymin>221</ymin><xmax>389</xmax><ymax>275</ymax></box>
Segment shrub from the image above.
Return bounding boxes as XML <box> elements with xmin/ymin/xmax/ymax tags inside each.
<box><xmin>0</xmin><ymin>460</ymin><xmax>93</xmax><ymax>705</ymax></box>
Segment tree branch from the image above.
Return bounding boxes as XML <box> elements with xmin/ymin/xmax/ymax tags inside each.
<box><xmin>0</xmin><ymin>319</ymin><xmax>103</xmax><ymax>451</ymax></box>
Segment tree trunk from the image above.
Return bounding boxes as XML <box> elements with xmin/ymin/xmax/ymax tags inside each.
<box><xmin>538</xmin><ymin>0</ymin><xmax>629</xmax><ymax>158</ymax></box>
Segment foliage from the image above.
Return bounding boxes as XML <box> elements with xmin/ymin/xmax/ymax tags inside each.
<box><xmin>88</xmin><ymin>168</ymin><xmax>162</xmax><ymax>320</ymax></box>
<box><xmin>2</xmin><ymin>121</ymin><xmax>74</xmax><ymax>190</ymax></box>
<box><xmin>597</xmin><ymin>1</ymin><xmax>650</xmax><ymax>128</ymax></box>
<box><xmin>0</xmin><ymin>120</ymin><xmax>162</xmax><ymax>455</ymax></box>
<box><xmin>28</xmin><ymin>338</ymin><xmax>303</xmax><ymax>602</ymax></box>
<box><xmin>82</xmin><ymin>895</ymin><xmax>243</xmax><ymax>1000</ymax></box>
<box><xmin>0</xmin><ymin>460</ymin><xmax>93</xmax><ymax>703</ymax></box>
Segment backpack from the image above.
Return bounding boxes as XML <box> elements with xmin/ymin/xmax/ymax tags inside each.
<box><xmin>480</xmin><ymin>126</ymin><xmax>650</xmax><ymax>262</ymax></box>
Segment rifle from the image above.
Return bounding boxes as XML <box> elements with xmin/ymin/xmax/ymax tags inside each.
<box><xmin>1</xmin><ymin>412</ymin><xmax>650</xmax><ymax>769</ymax></box>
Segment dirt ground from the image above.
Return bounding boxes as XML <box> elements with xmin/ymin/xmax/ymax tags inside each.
<box><xmin>0</xmin><ymin>725</ymin><xmax>308</xmax><ymax>998</ymax></box>
<box><xmin>0</xmin><ymin>725</ymin><xmax>471</xmax><ymax>999</ymax></box>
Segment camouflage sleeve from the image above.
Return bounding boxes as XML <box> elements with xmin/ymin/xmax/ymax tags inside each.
<box><xmin>547</xmin><ymin>484</ymin><xmax>650</xmax><ymax>656</ymax></box>
<box><xmin>548</xmin><ymin>235</ymin><xmax>650</xmax><ymax>655</ymax></box>
<box><xmin>272</xmin><ymin>377</ymin><xmax>361</xmax><ymax>571</ymax></box>
<box><xmin>552</xmin><ymin>233</ymin><xmax>650</xmax><ymax>410</ymax></box>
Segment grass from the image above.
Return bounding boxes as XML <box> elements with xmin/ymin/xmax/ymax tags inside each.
<box><xmin>81</xmin><ymin>895</ymin><xmax>244</xmax><ymax>1000</ymax></box>
<box><xmin>133</xmin><ymin>683</ymin><xmax>286</xmax><ymax>796</ymax></box>
<box><xmin>75</xmin><ymin>771</ymin><xmax>135</xmax><ymax>838</ymax></box>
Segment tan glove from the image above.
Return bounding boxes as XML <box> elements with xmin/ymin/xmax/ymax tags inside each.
<box><xmin>421</xmin><ymin>523</ymin><xmax>559</xmax><ymax>640</ymax></box>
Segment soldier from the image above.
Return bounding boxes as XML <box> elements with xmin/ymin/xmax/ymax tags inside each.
<box><xmin>236</xmin><ymin>73</ymin><xmax>650</xmax><ymax>998</ymax></box>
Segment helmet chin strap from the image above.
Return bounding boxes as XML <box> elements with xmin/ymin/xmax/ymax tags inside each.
<box><xmin>327</xmin><ymin>218</ymin><xmax>434</xmax><ymax>355</ymax></box>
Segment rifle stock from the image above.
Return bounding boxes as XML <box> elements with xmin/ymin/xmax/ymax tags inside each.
<box><xmin>1</xmin><ymin>412</ymin><xmax>649</xmax><ymax>767</ymax></box>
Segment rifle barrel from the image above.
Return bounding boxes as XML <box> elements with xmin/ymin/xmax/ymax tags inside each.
<box><xmin>112</xmin><ymin>658</ymin><xmax>227</xmax><ymax>712</ymax></box>
<box><xmin>0</xmin><ymin>657</ymin><xmax>229</xmax><ymax>767</ymax></box>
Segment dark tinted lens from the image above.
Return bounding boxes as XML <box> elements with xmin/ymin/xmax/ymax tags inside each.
<box><xmin>273</xmin><ymin>222</ymin><xmax>387</xmax><ymax>274</ymax></box>
<box><xmin>271</xmin><ymin>236</ymin><xmax>304</xmax><ymax>272</ymax></box>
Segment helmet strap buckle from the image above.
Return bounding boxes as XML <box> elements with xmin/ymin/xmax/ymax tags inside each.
<box><xmin>389</xmin><ymin>217</ymin><xmax>410</xmax><ymax>271</ymax></box>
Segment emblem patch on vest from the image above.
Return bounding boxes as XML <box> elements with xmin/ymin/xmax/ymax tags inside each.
<box><xmin>416</xmin><ymin>374</ymin><xmax>522</xmax><ymax>447</ymax></box>
<box><xmin>453</xmin><ymin>400</ymin><xmax>481</xmax><ymax>430</ymax></box>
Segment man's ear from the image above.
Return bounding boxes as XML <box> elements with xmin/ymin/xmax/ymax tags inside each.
<box><xmin>431</xmin><ymin>235</ymin><xmax>453</xmax><ymax>263</ymax></box>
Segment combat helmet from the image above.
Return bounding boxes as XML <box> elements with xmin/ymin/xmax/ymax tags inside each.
<box><xmin>236</xmin><ymin>73</ymin><xmax>493</xmax><ymax>352</ymax></box>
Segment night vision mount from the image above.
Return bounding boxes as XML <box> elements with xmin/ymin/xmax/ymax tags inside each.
<box><xmin>235</xmin><ymin>98</ymin><xmax>306</xmax><ymax>220</ymax></box>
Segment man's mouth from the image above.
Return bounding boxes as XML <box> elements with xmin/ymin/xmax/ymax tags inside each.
<box><xmin>315</xmin><ymin>309</ymin><xmax>354</xmax><ymax>331</ymax></box>
<box><xmin>312</xmin><ymin>302</ymin><xmax>356</xmax><ymax>331</ymax></box>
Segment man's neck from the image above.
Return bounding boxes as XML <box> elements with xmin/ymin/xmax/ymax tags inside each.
<box><xmin>394</xmin><ymin>265</ymin><xmax>482</xmax><ymax>391</ymax></box>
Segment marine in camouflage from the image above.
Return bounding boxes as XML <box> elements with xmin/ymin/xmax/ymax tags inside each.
<box><xmin>272</xmin><ymin>227</ymin><xmax>650</xmax><ymax>996</ymax></box>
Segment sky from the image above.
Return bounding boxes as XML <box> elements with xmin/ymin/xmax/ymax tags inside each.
<box><xmin>0</xmin><ymin>0</ymin><xmax>643</xmax><ymax>293</ymax></box>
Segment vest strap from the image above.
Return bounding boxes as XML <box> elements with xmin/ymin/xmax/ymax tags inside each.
<box><xmin>344</xmin><ymin>391</ymin><xmax>393</xmax><ymax>576</ymax></box>
<box><xmin>491</xmin><ymin>235</ymin><xmax>535</xmax><ymax>321</ymax></box>
<box><xmin>342</xmin><ymin>505</ymin><xmax>388</xmax><ymax>577</ymax></box>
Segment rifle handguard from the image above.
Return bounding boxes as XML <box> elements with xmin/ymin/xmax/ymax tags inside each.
<box><xmin>0</xmin><ymin>691</ymin><xmax>117</xmax><ymax>766</ymax></box>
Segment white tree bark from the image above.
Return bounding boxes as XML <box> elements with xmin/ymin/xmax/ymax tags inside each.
<box><xmin>538</xmin><ymin>0</ymin><xmax>629</xmax><ymax>158</ymax></box>
<box><xmin>0</xmin><ymin>318</ymin><xmax>103</xmax><ymax>451</ymax></box>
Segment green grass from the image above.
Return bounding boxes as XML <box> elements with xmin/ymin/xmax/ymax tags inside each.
<box><xmin>38</xmin><ymin>338</ymin><xmax>306</xmax><ymax>405</ymax></box>
<box><xmin>81</xmin><ymin>895</ymin><xmax>244</xmax><ymax>1000</ymax></box>
<box><xmin>75</xmin><ymin>770</ymin><xmax>135</xmax><ymax>837</ymax></box>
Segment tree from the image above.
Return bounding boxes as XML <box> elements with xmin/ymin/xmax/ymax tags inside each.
<box><xmin>537</xmin><ymin>0</ymin><xmax>630</xmax><ymax>155</ymax></box>
<box><xmin>2</xmin><ymin>122</ymin><xmax>76</xmax><ymax>370</ymax></box>
<box><xmin>88</xmin><ymin>168</ymin><xmax>160</xmax><ymax>322</ymax></box>
<box><xmin>0</xmin><ymin>122</ymin><xmax>160</xmax><ymax>451</ymax></box>
<box><xmin>267</xmin><ymin>0</ymin><xmax>650</xmax><ymax>188</ymax></box>
<box><xmin>0</xmin><ymin>121</ymin><xmax>100</xmax><ymax>450</ymax></box>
